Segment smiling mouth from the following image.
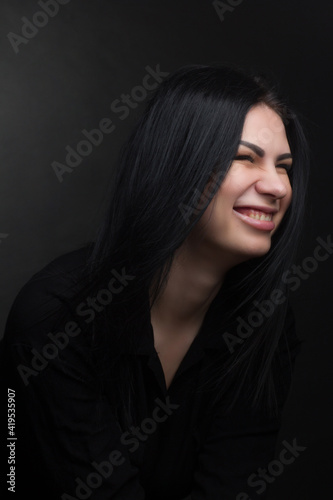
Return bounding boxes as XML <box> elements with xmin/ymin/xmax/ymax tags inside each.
<box><xmin>234</xmin><ymin>208</ymin><xmax>273</xmax><ymax>221</ymax></box>
<box><xmin>233</xmin><ymin>207</ymin><xmax>276</xmax><ymax>231</ymax></box>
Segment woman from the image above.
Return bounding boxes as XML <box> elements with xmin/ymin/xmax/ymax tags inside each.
<box><xmin>3</xmin><ymin>63</ymin><xmax>310</xmax><ymax>499</ymax></box>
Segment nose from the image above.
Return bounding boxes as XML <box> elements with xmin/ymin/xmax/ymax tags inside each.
<box><xmin>255</xmin><ymin>166</ymin><xmax>289</xmax><ymax>199</ymax></box>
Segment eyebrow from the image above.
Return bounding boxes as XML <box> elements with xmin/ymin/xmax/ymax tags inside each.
<box><xmin>239</xmin><ymin>140</ymin><xmax>293</xmax><ymax>162</ymax></box>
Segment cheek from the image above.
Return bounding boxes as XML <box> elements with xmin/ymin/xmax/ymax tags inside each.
<box><xmin>276</xmin><ymin>184</ymin><xmax>292</xmax><ymax>230</ymax></box>
<box><xmin>283</xmin><ymin>183</ymin><xmax>293</xmax><ymax>211</ymax></box>
<box><xmin>218</xmin><ymin>176</ymin><xmax>247</xmax><ymax>202</ymax></box>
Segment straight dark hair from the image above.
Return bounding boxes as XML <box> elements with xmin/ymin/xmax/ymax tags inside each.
<box><xmin>64</xmin><ymin>63</ymin><xmax>310</xmax><ymax>430</ymax></box>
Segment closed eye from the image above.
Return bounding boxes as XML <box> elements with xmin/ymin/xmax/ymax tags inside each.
<box><xmin>234</xmin><ymin>155</ymin><xmax>254</xmax><ymax>162</ymax></box>
<box><xmin>276</xmin><ymin>163</ymin><xmax>293</xmax><ymax>172</ymax></box>
<box><xmin>234</xmin><ymin>155</ymin><xmax>293</xmax><ymax>173</ymax></box>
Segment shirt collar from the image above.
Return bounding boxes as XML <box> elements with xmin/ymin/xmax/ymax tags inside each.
<box><xmin>126</xmin><ymin>285</ymin><xmax>229</xmax><ymax>356</ymax></box>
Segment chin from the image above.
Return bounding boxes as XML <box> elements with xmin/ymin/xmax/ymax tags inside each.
<box><xmin>236</xmin><ymin>238</ymin><xmax>272</xmax><ymax>260</ymax></box>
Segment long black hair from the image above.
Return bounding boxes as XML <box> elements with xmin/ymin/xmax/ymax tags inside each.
<box><xmin>67</xmin><ymin>63</ymin><xmax>310</xmax><ymax>429</ymax></box>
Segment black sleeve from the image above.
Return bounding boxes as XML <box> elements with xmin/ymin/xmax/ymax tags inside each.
<box><xmin>189</xmin><ymin>407</ymin><xmax>282</xmax><ymax>499</ymax></box>
<box><xmin>3</xmin><ymin>260</ymin><xmax>147</xmax><ymax>500</ymax></box>
<box><xmin>187</xmin><ymin>302</ymin><xmax>303</xmax><ymax>500</ymax></box>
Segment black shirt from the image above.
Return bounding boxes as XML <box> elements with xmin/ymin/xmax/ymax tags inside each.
<box><xmin>1</xmin><ymin>246</ymin><xmax>301</xmax><ymax>500</ymax></box>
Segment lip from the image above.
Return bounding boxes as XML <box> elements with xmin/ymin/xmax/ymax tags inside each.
<box><xmin>233</xmin><ymin>207</ymin><xmax>276</xmax><ymax>231</ymax></box>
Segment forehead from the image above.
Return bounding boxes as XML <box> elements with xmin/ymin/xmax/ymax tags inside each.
<box><xmin>241</xmin><ymin>104</ymin><xmax>290</xmax><ymax>152</ymax></box>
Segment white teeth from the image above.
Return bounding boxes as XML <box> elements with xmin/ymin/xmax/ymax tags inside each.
<box><xmin>248</xmin><ymin>211</ymin><xmax>272</xmax><ymax>221</ymax></box>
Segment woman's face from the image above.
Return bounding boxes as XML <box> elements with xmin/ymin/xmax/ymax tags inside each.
<box><xmin>190</xmin><ymin>104</ymin><xmax>293</xmax><ymax>263</ymax></box>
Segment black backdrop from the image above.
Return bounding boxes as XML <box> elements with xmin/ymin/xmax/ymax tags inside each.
<box><xmin>1</xmin><ymin>0</ymin><xmax>333</xmax><ymax>497</ymax></box>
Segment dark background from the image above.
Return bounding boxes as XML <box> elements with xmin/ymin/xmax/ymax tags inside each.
<box><xmin>1</xmin><ymin>0</ymin><xmax>332</xmax><ymax>497</ymax></box>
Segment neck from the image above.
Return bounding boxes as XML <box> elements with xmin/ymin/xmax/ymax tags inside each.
<box><xmin>149</xmin><ymin>235</ymin><xmax>239</xmax><ymax>332</ymax></box>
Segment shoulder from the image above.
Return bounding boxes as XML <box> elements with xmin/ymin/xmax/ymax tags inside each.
<box><xmin>3</xmin><ymin>244</ymin><xmax>93</xmax><ymax>348</ymax></box>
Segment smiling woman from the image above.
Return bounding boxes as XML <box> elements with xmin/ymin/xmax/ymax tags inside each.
<box><xmin>2</xmin><ymin>63</ymin><xmax>310</xmax><ymax>500</ymax></box>
<box><xmin>191</xmin><ymin>104</ymin><xmax>294</xmax><ymax>263</ymax></box>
